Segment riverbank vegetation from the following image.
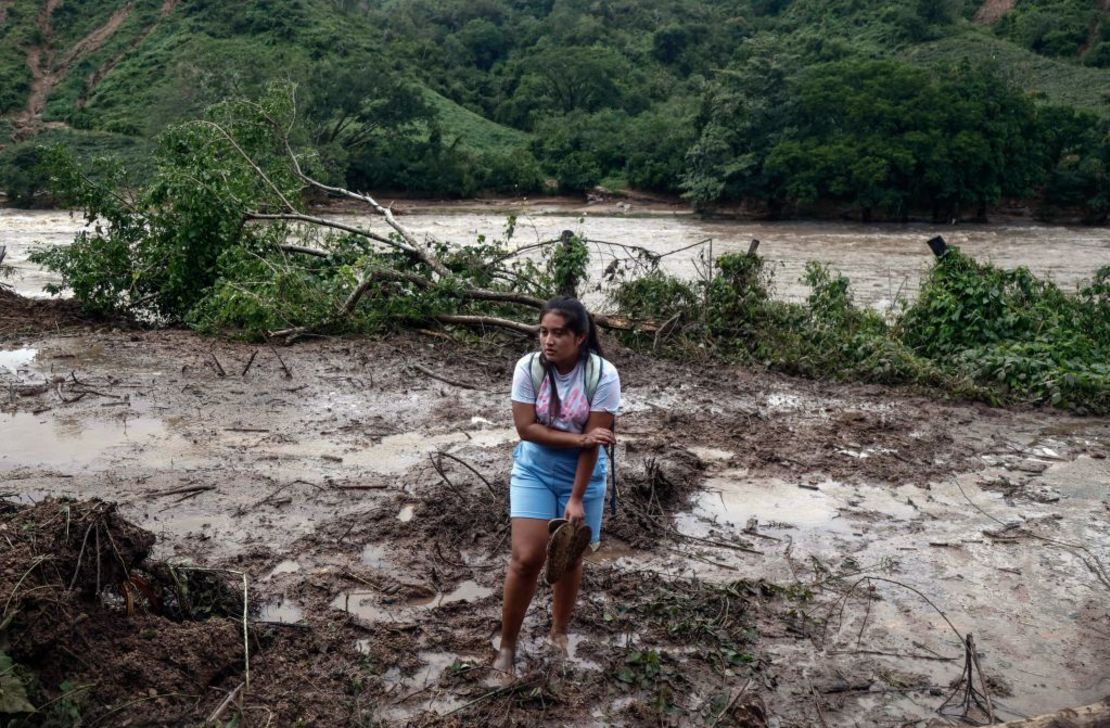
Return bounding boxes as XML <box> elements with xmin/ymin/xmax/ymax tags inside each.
<box><xmin>1</xmin><ymin>0</ymin><xmax>1108</xmax><ymax>221</ymax></box>
<box><xmin>27</xmin><ymin>84</ymin><xmax>1110</xmax><ymax>415</ymax></box>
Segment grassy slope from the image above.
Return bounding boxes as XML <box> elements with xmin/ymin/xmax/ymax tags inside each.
<box><xmin>423</xmin><ymin>87</ymin><xmax>530</xmax><ymax>152</ymax></box>
<box><xmin>904</xmin><ymin>31</ymin><xmax>1110</xmax><ymax>117</ymax></box>
<box><xmin>0</xmin><ymin>0</ymin><xmax>529</xmax><ymax>163</ymax></box>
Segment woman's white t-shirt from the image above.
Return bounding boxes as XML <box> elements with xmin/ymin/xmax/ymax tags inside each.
<box><xmin>510</xmin><ymin>353</ymin><xmax>621</xmax><ymax>434</ymax></box>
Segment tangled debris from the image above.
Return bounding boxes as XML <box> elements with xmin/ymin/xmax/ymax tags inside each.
<box><xmin>1</xmin><ymin>498</ymin><xmax>246</xmax><ymax>726</ymax></box>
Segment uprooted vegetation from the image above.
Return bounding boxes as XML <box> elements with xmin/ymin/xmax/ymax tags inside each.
<box><xmin>0</xmin><ymin>498</ymin><xmax>249</xmax><ymax>726</ymax></box>
<box><xmin>23</xmin><ymin>83</ymin><xmax>1110</xmax><ymax>414</ymax></box>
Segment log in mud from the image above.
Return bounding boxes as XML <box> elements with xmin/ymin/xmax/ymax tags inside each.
<box><xmin>1</xmin><ymin>305</ymin><xmax>1108</xmax><ymax>726</ymax></box>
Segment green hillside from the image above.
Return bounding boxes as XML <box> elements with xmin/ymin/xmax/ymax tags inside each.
<box><xmin>904</xmin><ymin>32</ymin><xmax>1110</xmax><ymax>115</ymax></box>
<box><xmin>1</xmin><ymin>0</ymin><xmax>1107</xmax><ymax>218</ymax></box>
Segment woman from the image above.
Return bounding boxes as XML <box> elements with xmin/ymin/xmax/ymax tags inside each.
<box><xmin>493</xmin><ymin>296</ymin><xmax>621</xmax><ymax>676</ymax></box>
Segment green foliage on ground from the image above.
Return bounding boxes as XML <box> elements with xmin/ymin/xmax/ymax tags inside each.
<box><xmin>610</xmin><ymin>246</ymin><xmax>1110</xmax><ymax>413</ymax></box>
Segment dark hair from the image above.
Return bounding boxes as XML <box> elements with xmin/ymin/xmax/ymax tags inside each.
<box><xmin>538</xmin><ymin>296</ymin><xmax>602</xmax><ymax>420</ymax></box>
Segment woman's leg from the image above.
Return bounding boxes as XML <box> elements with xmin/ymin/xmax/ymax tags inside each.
<box><xmin>494</xmin><ymin>517</ymin><xmax>549</xmax><ymax>675</ymax></box>
<box><xmin>550</xmin><ymin>490</ymin><xmax>605</xmax><ymax>653</ymax></box>
<box><xmin>549</xmin><ymin>557</ymin><xmax>583</xmax><ymax>653</ymax></box>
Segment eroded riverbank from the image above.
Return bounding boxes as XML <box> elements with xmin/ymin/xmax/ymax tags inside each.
<box><xmin>2</xmin><ymin>320</ymin><xmax>1108</xmax><ymax>726</ymax></box>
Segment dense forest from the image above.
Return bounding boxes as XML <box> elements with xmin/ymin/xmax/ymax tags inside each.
<box><xmin>0</xmin><ymin>0</ymin><xmax>1107</xmax><ymax>221</ymax></box>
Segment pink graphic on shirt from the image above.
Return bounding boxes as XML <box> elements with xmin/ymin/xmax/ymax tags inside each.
<box><xmin>535</xmin><ymin>378</ymin><xmax>591</xmax><ymax>430</ymax></box>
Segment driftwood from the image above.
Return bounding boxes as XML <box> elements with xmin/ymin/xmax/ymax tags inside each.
<box><xmin>991</xmin><ymin>700</ymin><xmax>1110</xmax><ymax>727</ymax></box>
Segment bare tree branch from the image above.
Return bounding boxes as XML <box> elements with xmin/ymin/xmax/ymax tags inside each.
<box><xmin>434</xmin><ymin>314</ymin><xmax>537</xmax><ymax>336</ymax></box>
<box><xmin>245</xmin><ymin>212</ymin><xmax>407</xmax><ymax>252</ymax></box>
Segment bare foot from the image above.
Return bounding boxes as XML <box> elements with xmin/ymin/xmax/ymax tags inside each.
<box><xmin>548</xmin><ymin>631</ymin><xmax>569</xmax><ymax>657</ymax></box>
<box><xmin>492</xmin><ymin>646</ymin><xmax>516</xmax><ymax>678</ymax></box>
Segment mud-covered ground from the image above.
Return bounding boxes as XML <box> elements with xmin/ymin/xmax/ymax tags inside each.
<box><xmin>2</xmin><ymin>308</ymin><xmax>1108</xmax><ymax>726</ymax></box>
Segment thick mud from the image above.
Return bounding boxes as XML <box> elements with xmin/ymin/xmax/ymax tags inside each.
<box><xmin>2</xmin><ymin>318</ymin><xmax>1108</xmax><ymax>726</ymax></box>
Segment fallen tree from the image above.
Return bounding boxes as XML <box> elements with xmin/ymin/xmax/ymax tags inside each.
<box><xmin>28</xmin><ymin>84</ymin><xmax>666</xmax><ymax>344</ymax></box>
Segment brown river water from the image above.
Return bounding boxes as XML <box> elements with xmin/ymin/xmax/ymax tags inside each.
<box><xmin>3</xmin><ymin>207</ymin><xmax>1109</xmax><ymax>310</ymax></box>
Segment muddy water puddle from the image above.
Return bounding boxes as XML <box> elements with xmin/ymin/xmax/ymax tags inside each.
<box><xmin>645</xmin><ymin>455</ymin><xmax>1110</xmax><ymax>721</ymax></box>
<box><xmin>332</xmin><ymin>580</ymin><xmax>494</xmax><ymax>625</ymax></box>
<box><xmin>259</xmin><ymin>597</ymin><xmax>304</xmax><ymax>624</ymax></box>
<box><xmin>0</xmin><ymin>412</ymin><xmax>176</xmax><ymax>470</ymax></box>
<box><xmin>0</xmin><ymin>347</ymin><xmax>38</xmax><ymax>374</ymax></box>
<box><xmin>218</xmin><ymin>426</ymin><xmax>516</xmax><ymax>477</ymax></box>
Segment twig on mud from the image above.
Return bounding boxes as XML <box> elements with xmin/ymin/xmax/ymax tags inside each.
<box><xmin>69</xmin><ymin>386</ymin><xmax>123</xmax><ymax>399</ymax></box>
<box><xmin>806</xmin><ymin>677</ymin><xmax>832</xmax><ymax>728</ymax></box>
<box><xmin>206</xmin><ymin>682</ymin><xmax>244</xmax><ymax>724</ymax></box>
<box><xmin>434</xmin><ymin>451</ymin><xmax>498</xmax><ymax>497</ymax></box>
<box><xmin>241</xmin><ymin>350</ymin><xmax>259</xmax><ymax>376</ymax></box>
<box><xmin>150</xmin><ymin>485</ymin><xmax>215</xmax><ymax>499</ymax></box>
<box><xmin>225</xmin><ymin>427</ymin><xmax>270</xmax><ymax>433</ymax></box>
<box><xmin>4</xmin><ymin>555</ymin><xmax>51</xmax><ymax>616</ymax></box>
<box><xmin>69</xmin><ymin>520</ymin><xmax>97</xmax><ymax>590</ymax></box>
<box><xmin>671</xmin><ymin>529</ymin><xmax>764</xmax><ymax>555</ymax></box>
<box><xmin>32</xmin><ymin>682</ymin><xmax>95</xmax><ymax>714</ymax></box>
<box><xmin>952</xmin><ymin>477</ymin><xmax>1110</xmax><ymax>591</ymax></box>
<box><xmin>827</xmin><ymin>648</ymin><xmax>957</xmax><ymax>662</ymax></box>
<box><xmin>709</xmin><ymin>678</ymin><xmax>753</xmax><ymax>727</ymax></box>
<box><xmin>88</xmin><ymin>693</ymin><xmax>191</xmax><ymax>727</ymax></box>
<box><xmin>939</xmin><ymin>633</ymin><xmax>995</xmax><ymax>725</ymax></box>
<box><xmin>440</xmin><ymin>675</ymin><xmax>542</xmax><ymax>718</ymax></box>
<box><xmin>209</xmin><ymin>352</ymin><xmax>227</xmax><ymax>377</ymax></box>
<box><xmin>854</xmin><ymin>579</ymin><xmax>877</xmax><ymax>648</ymax></box>
<box><xmin>330</xmin><ymin>483</ymin><xmax>388</xmax><ymax>491</ymax></box>
<box><xmin>248</xmin><ymin>479</ymin><xmax>313</xmax><ymax>509</ymax></box>
<box><xmin>429</xmin><ymin>453</ymin><xmax>461</xmax><ymax>494</ymax></box>
<box><xmin>411</xmin><ymin>363</ymin><xmax>483</xmax><ymax>391</ymax></box>
<box><xmin>266</xmin><ymin>341</ymin><xmax>292</xmax><ymax>378</ymax></box>
<box><xmin>824</xmin><ymin>575</ymin><xmax>963</xmax><ymax>649</ymax></box>
<box><xmin>663</xmin><ymin>545</ymin><xmax>739</xmax><ymax>571</ymax></box>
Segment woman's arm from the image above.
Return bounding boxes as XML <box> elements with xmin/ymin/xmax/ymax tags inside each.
<box><xmin>511</xmin><ymin>402</ymin><xmax>614</xmax><ymax>450</ymax></box>
<box><xmin>564</xmin><ymin>410</ymin><xmax>615</xmax><ymax>523</ymax></box>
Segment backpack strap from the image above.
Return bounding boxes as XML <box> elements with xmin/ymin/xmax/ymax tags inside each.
<box><xmin>584</xmin><ymin>351</ymin><xmax>602</xmax><ymax>405</ymax></box>
<box><xmin>529</xmin><ymin>352</ymin><xmax>546</xmax><ymax>398</ymax></box>
<box><xmin>531</xmin><ymin>351</ymin><xmax>603</xmax><ymax>405</ymax></box>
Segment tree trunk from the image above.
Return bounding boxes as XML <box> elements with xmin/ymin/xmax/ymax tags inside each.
<box><xmin>990</xmin><ymin>699</ymin><xmax>1110</xmax><ymax>727</ymax></box>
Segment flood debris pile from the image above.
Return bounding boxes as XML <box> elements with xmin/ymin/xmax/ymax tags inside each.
<box><xmin>0</xmin><ymin>287</ymin><xmax>95</xmax><ymax>337</ymax></box>
<box><xmin>0</xmin><ymin>497</ymin><xmax>247</xmax><ymax>726</ymax></box>
<box><xmin>606</xmin><ymin>446</ymin><xmax>705</xmax><ymax>547</ymax></box>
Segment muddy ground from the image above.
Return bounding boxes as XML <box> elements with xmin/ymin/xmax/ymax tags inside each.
<box><xmin>1</xmin><ymin>306</ymin><xmax>1108</xmax><ymax>726</ymax></box>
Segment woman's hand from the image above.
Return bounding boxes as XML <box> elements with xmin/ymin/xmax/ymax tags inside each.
<box><xmin>579</xmin><ymin>428</ymin><xmax>615</xmax><ymax>448</ymax></box>
<box><xmin>564</xmin><ymin>496</ymin><xmax>586</xmax><ymax>525</ymax></box>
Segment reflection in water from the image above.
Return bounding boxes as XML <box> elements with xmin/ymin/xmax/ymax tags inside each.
<box><xmin>0</xmin><ymin>348</ymin><xmax>38</xmax><ymax>373</ymax></box>
<box><xmin>259</xmin><ymin>597</ymin><xmax>303</xmax><ymax>624</ymax></box>
<box><xmin>0</xmin><ymin>413</ymin><xmax>169</xmax><ymax>470</ymax></box>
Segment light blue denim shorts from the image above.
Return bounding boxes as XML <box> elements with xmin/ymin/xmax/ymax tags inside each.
<box><xmin>510</xmin><ymin>441</ymin><xmax>607</xmax><ymax>544</ymax></box>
